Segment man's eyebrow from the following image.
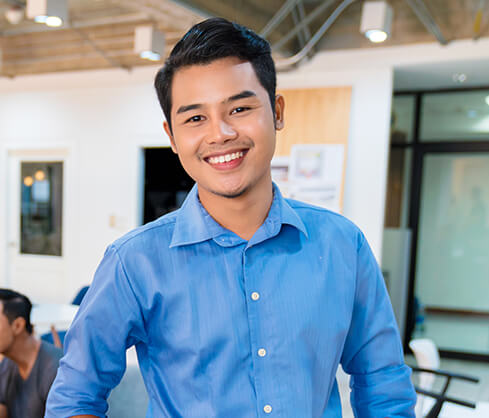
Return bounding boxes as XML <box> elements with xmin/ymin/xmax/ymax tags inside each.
<box><xmin>226</xmin><ymin>90</ymin><xmax>257</xmax><ymax>103</ymax></box>
<box><xmin>176</xmin><ymin>103</ymin><xmax>202</xmax><ymax>114</ymax></box>
<box><xmin>176</xmin><ymin>91</ymin><xmax>256</xmax><ymax>114</ymax></box>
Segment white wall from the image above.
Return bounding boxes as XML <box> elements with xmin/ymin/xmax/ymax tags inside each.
<box><xmin>0</xmin><ymin>67</ymin><xmax>171</xmax><ymax>301</ymax></box>
<box><xmin>2</xmin><ymin>36</ymin><xmax>489</xmax><ymax>302</ymax></box>
<box><xmin>278</xmin><ymin>66</ymin><xmax>393</xmax><ymax>259</ymax></box>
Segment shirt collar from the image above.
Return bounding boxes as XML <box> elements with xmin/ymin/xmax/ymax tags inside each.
<box><xmin>170</xmin><ymin>183</ymin><xmax>308</xmax><ymax>248</ymax></box>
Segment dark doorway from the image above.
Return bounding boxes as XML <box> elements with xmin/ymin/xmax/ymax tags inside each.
<box><xmin>143</xmin><ymin>147</ymin><xmax>194</xmax><ymax>224</ymax></box>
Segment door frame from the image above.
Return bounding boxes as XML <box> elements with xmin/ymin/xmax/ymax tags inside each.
<box><xmin>396</xmin><ymin>88</ymin><xmax>489</xmax><ymax>361</ymax></box>
<box><xmin>2</xmin><ymin>145</ymin><xmax>74</xmax><ymax>302</ymax></box>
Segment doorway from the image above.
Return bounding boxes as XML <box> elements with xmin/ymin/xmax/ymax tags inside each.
<box><xmin>143</xmin><ymin>147</ymin><xmax>194</xmax><ymax>224</ymax></box>
<box><xmin>5</xmin><ymin>148</ymin><xmax>70</xmax><ymax>303</ymax></box>
<box><xmin>387</xmin><ymin>88</ymin><xmax>489</xmax><ymax>360</ymax></box>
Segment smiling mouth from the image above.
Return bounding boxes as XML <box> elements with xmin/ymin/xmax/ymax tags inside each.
<box><xmin>204</xmin><ymin>149</ymin><xmax>248</xmax><ymax>169</ymax></box>
<box><xmin>206</xmin><ymin>151</ymin><xmax>244</xmax><ymax>164</ymax></box>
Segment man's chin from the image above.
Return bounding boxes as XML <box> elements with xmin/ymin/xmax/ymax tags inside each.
<box><xmin>211</xmin><ymin>186</ymin><xmax>248</xmax><ymax>199</ymax></box>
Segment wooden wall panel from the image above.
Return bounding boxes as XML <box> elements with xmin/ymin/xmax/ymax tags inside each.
<box><xmin>275</xmin><ymin>87</ymin><xmax>352</xmax><ymax>156</ymax></box>
<box><xmin>275</xmin><ymin>87</ymin><xmax>352</xmax><ymax>211</ymax></box>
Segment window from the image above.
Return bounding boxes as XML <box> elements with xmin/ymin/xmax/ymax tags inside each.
<box><xmin>20</xmin><ymin>162</ymin><xmax>63</xmax><ymax>256</ymax></box>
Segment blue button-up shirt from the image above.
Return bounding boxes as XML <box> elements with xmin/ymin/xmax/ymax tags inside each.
<box><xmin>46</xmin><ymin>184</ymin><xmax>416</xmax><ymax>417</ymax></box>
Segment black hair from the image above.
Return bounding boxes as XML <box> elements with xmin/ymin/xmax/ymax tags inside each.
<box><xmin>0</xmin><ymin>289</ymin><xmax>33</xmax><ymax>334</ymax></box>
<box><xmin>154</xmin><ymin>17</ymin><xmax>276</xmax><ymax>133</ymax></box>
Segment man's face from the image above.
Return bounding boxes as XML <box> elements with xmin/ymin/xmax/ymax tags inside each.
<box><xmin>0</xmin><ymin>303</ymin><xmax>15</xmax><ymax>354</ymax></box>
<box><xmin>164</xmin><ymin>57</ymin><xmax>284</xmax><ymax>200</ymax></box>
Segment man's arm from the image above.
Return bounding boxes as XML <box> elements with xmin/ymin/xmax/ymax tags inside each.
<box><xmin>45</xmin><ymin>246</ymin><xmax>146</xmax><ymax>417</ymax></box>
<box><xmin>340</xmin><ymin>232</ymin><xmax>416</xmax><ymax>418</ymax></box>
<box><xmin>0</xmin><ymin>404</ymin><xmax>7</xmax><ymax>418</ymax></box>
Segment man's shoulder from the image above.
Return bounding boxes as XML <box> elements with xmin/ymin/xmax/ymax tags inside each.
<box><xmin>38</xmin><ymin>341</ymin><xmax>63</xmax><ymax>370</ymax></box>
<box><xmin>110</xmin><ymin>210</ymin><xmax>179</xmax><ymax>253</ymax></box>
<box><xmin>286</xmin><ymin>198</ymin><xmax>361</xmax><ymax>237</ymax></box>
<box><xmin>0</xmin><ymin>356</ymin><xmax>16</xmax><ymax>378</ymax></box>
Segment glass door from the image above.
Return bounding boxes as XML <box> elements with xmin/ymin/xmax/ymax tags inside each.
<box><xmin>413</xmin><ymin>152</ymin><xmax>489</xmax><ymax>355</ymax></box>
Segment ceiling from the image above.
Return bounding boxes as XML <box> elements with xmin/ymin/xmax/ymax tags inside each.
<box><xmin>0</xmin><ymin>0</ymin><xmax>488</xmax><ymax>78</ymax></box>
<box><xmin>395</xmin><ymin>58</ymin><xmax>489</xmax><ymax>91</ymax></box>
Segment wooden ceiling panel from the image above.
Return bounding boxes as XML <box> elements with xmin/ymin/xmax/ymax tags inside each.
<box><xmin>0</xmin><ymin>0</ymin><xmax>488</xmax><ymax>77</ymax></box>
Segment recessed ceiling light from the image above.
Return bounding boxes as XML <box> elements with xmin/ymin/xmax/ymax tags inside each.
<box><xmin>45</xmin><ymin>15</ymin><xmax>62</xmax><ymax>27</ymax></box>
<box><xmin>23</xmin><ymin>176</ymin><xmax>34</xmax><ymax>187</ymax></box>
<box><xmin>5</xmin><ymin>6</ymin><xmax>24</xmax><ymax>25</ymax></box>
<box><xmin>452</xmin><ymin>73</ymin><xmax>467</xmax><ymax>83</ymax></box>
<box><xmin>139</xmin><ymin>51</ymin><xmax>161</xmax><ymax>61</ymax></box>
<box><xmin>27</xmin><ymin>0</ymin><xmax>67</xmax><ymax>27</ymax></box>
<box><xmin>134</xmin><ymin>26</ymin><xmax>165</xmax><ymax>61</ymax></box>
<box><xmin>485</xmin><ymin>95</ymin><xmax>489</xmax><ymax>106</ymax></box>
<box><xmin>34</xmin><ymin>15</ymin><xmax>47</xmax><ymax>23</ymax></box>
<box><xmin>365</xmin><ymin>29</ymin><xmax>388</xmax><ymax>43</ymax></box>
<box><xmin>360</xmin><ymin>1</ymin><xmax>393</xmax><ymax>43</ymax></box>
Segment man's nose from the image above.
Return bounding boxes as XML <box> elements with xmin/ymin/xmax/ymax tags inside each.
<box><xmin>206</xmin><ymin>118</ymin><xmax>237</xmax><ymax>144</ymax></box>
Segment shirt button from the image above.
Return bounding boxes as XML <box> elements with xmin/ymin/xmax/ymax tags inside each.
<box><xmin>251</xmin><ymin>292</ymin><xmax>260</xmax><ymax>301</ymax></box>
<box><xmin>264</xmin><ymin>404</ymin><xmax>272</xmax><ymax>414</ymax></box>
<box><xmin>258</xmin><ymin>348</ymin><xmax>267</xmax><ymax>357</ymax></box>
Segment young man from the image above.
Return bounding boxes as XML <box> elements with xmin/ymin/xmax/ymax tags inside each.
<box><xmin>46</xmin><ymin>18</ymin><xmax>416</xmax><ymax>417</ymax></box>
<box><xmin>0</xmin><ymin>289</ymin><xmax>62</xmax><ymax>418</ymax></box>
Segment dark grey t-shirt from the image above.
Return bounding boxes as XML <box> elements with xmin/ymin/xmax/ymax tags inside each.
<box><xmin>0</xmin><ymin>341</ymin><xmax>63</xmax><ymax>418</ymax></box>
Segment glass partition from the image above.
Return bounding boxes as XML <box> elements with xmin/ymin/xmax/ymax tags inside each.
<box><xmin>392</xmin><ymin>95</ymin><xmax>416</xmax><ymax>144</ymax></box>
<box><xmin>414</xmin><ymin>153</ymin><xmax>489</xmax><ymax>354</ymax></box>
<box><xmin>420</xmin><ymin>90</ymin><xmax>489</xmax><ymax>141</ymax></box>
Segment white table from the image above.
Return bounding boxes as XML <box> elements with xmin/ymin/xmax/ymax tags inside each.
<box><xmin>31</xmin><ymin>303</ymin><xmax>79</xmax><ymax>335</ymax></box>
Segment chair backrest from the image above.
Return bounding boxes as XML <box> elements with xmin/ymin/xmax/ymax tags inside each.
<box><xmin>409</xmin><ymin>338</ymin><xmax>440</xmax><ymax>373</ymax></box>
<box><xmin>409</xmin><ymin>338</ymin><xmax>441</xmax><ymax>417</ymax></box>
<box><xmin>72</xmin><ymin>286</ymin><xmax>89</xmax><ymax>306</ymax></box>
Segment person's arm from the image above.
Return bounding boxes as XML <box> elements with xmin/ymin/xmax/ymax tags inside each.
<box><xmin>45</xmin><ymin>246</ymin><xmax>147</xmax><ymax>417</ymax></box>
<box><xmin>340</xmin><ymin>232</ymin><xmax>417</xmax><ymax>418</ymax></box>
<box><xmin>0</xmin><ymin>404</ymin><xmax>7</xmax><ymax>418</ymax></box>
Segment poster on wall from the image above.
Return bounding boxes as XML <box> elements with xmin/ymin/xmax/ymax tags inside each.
<box><xmin>288</xmin><ymin>144</ymin><xmax>345</xmax><ymax>212</ymax></box>
<box><xmin>270</xmin><ymin>156</ymin><xmax>290</xmax><ymax>197</ymax></box>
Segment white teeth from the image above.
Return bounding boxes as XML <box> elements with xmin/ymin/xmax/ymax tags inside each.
<box><xmin>208</xmin><ymin>151</ymin><xmax>244</xmax><ymax>164</ymax></box>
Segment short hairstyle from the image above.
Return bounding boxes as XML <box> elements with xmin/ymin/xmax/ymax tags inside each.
<box><xmin>154</xmin><ymin>17</ymin><xmax>276</xmax><ymax>133</ymax></box>
<box><xmin>0</xmin><ymin>289</ymin><xmax>33</xmax><ymax>334</ymax></box>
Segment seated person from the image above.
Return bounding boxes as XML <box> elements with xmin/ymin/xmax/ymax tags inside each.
<box><xmin>0</xmin><ymin>289</ymin><xmax>62</xmax><ymax>418</ymax></box>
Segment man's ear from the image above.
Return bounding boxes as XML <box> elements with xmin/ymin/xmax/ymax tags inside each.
<box><xmin>11</xmin><ymin>317</ymin><xmax>26</xmax><ymax>336</ymax></box>
<box><xmin>274</xmin><ymin>94</ymin><xmax>285</xmax><ymax>131</ymax></box>
<box><xmin>163</xmin><ymin>121</ymin><xmax>178</xmax><ymax>154</ymax></box>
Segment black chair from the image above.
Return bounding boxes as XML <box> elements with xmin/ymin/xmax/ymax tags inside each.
<box><xmin>411</xmin><ymin>366</ymin><xmax>479</xmax><ymax>418</ymax></box>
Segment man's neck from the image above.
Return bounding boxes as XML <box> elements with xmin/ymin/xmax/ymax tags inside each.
<box><xmin>5</xmin><ymin>334</ymin><xmax>41</xmax><ymax>380</ymax></box>
<box><xmin>198</xmin><ymin>181</ymin><xmax>274</xmax><ymax>241</ymax></box>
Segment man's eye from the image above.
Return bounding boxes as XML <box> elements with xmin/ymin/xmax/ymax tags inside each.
<box><xmin>231</xmin><ymin>107</ymin><xmax>249</xmax><ymax>114</ymax></box>
<box><xmin>186</xmin><ymin>115</ymin><xmax>203</xmax><ymax>123</ymax></box>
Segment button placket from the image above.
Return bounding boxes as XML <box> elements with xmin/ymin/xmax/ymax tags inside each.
<box><xmin>243</xmin><ymin>248</ymin><xmax>266</xmax><ymax>414</ymax></box>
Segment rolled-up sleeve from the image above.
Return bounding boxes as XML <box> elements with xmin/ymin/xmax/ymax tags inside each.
<box><xmin>45</xmin><ymin>245</ymin><xmax>147</xmax><ymax>418</ymax></box>
<box><xmin>340</xmin><ymin>233</ymin><xmax>417</xmax><ymax>418</ymax></box>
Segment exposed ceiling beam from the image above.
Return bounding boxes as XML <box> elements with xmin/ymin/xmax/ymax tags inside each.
<box><xmin>273</xmin><ymin>0</ymin><xmax>335</xmax><ymax>52</ymax></box>
<box><xmin>1</xmin><ymin>12</ymin><xmax>150</xmax><ymax>35</ymax></box>
<box><xmin>296</xmin><ymin>0</ymin><xmax>311</xmax><ymax>45</ymax></box>
<box><xmin>276</xmin><ymin>0</ymin><xmax>355</xmax><ymax>69</ymax></box>
<box><xmin>260</xmin><ymin>0</ymin><xmax>299</xmax><ymax>38</ymax></box>
<box><xmin>404</xmin><ymin>0</ymin><xmax>448</xmax><ymax>45</ymax></box>
<box><xmin>72</xmin><ymin>27</ymin><xmax>130</xmax><ymax>71</ymax></box>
